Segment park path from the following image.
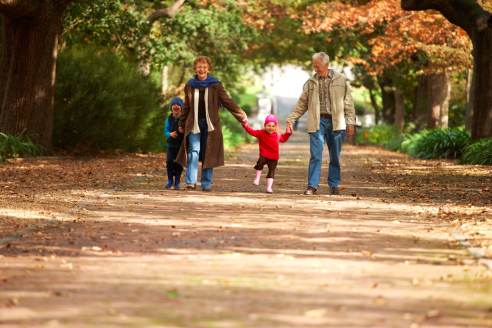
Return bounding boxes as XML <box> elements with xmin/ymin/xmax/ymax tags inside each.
<box><xmin>1</xmin><ymin>132</ymin><xmax>491</xmax><ymax>328</ymax></box>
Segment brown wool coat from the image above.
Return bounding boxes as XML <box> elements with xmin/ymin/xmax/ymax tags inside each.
<box><xmin>176</xmin><ymin>82</ymin><xmax>247</xmax><ymax>169</ymax></box>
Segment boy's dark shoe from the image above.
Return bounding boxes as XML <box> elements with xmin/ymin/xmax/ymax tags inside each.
<box><xmin>165</xmin><ymin>171</ymin><xmax>174</xmax><ymax>189</ymax></box>
<box><xmin>330</xmin><ymin>186</ymin><xmax>340</xmax><ymax>195</ymax></box>
<box><xmin>174</xmin><ymin>173</ymin><xmax>181</xmax><ymax>189</ymax></box>
<box><xmin>304</xmin><ymin>186</ymin><xmax>317</xmax><ymax>195</ymax></box>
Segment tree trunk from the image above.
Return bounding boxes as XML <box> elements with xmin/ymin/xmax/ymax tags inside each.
<box><xmin>0</xmin><ymin>0</ymin><xmax>71</xmax><ymax>151</ymax></box>
<box><xmin>378</xmin><ymin>75</ymin><xmax>396</xmax><ymax>124</ymax></box>
<box><xmin>401</xmin><ymin>0</ymin><xmax>492</xmax><ymax>139</ymax></box>
<box><xmin>394</xmin><ymin>88</ymin><xmax>405</xmax><ymax>136</ymax></box>
<box><xmin>470</xmin><ymin>27</ymin><xmax>492</xmax><ymax>139</ymax></box>
<box><xmin>440</xmin><ymin>77</ymin><xmax>450</xmax><ymax>128</ymax></box>
<box><xmin>465</xmin><ymin>68</ymin><xmax>475</xmax><ymax>131</ymax></box>
<box><xmin>368</xmin><ymin>88</ymin><xmax>379</xmax><ymax>125</ymax></box>
<box><xmin>413</xmin><ymin>74</ymin><xmax>428</xmax><ymax>130</ymax></box>
<box><xmin>161</xmin><ymin>66</ymin><xmax>169</xmax><ymax>95</ymax></box>
<box><xmin>427</xmin><ymin>72</ymin><xmax>450</xmax><ymax>129</ymax></box>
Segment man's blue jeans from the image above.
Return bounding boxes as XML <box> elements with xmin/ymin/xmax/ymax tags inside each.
<box><xmin>185</xmin><ymin>118</ymin><xmax>213</xmax><ymax>188</ymax></box>
<box><xmin>308</xmin><ymin>118</ymin><xmax>342</xmax><ymax>189</ymax></box>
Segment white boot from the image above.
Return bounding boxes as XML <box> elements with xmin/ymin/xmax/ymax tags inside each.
<box><xmin>253</xmin><ymin>170</ymin><xmax>262</xmax><ymax>186</ymax></box>
<box><xmin>266</xmin><ymin>178</ymin><xmax>274</xmax><ymax>194</ymax></box>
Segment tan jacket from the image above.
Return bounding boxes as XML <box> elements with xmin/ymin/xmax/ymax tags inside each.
<box><xmin>287</xmin><ymin>70</ymin><xmax>356</xmax><ymax>133</ymax></box>
<box><xmin>176</xmin><ymin>83</ymin><xmax>247</xmax><ymax>169</ymax></box>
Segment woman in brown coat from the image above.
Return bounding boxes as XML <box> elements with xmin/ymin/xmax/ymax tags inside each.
<box><xmin>176</xmin><ymin>56</ymin><xmax>247</xmax><ymax>191</ymax></box>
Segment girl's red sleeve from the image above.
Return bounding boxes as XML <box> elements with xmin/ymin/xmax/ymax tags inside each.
<box><xmin>279</xmin><ymin>132</ymin><xmax>291</xmax><ymax>143</ymax></box>
<box><xmin>243</xmin><ymin>123</ymin><xmax>261</xmax><ymax>138</ymax></box>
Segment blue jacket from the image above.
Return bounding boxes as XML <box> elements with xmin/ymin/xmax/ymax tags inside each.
<box><xmin>165</xmin><ymin>114</ymin><xmax>184</xmax><ymax>148</ymax></box>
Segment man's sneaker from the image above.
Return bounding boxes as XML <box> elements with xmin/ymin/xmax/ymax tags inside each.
<box><xmin>304</xmin><ymin>186</ymin><xmax>317</xmax><ymax>195</ymax></box>
<box><xmin>330</xmin><ymin>186</ymin><xmax>340</xmax><ymax>195</ymax></box>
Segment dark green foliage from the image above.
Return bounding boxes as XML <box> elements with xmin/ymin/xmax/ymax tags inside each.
<box><xmin>356</xmin><ymin>123</ymin><xmax>396</xmax><ymax>145</ymax></box>
<box><xmin>460</xmin><ymin>138</ymin><xmax>492</xmax><ymax>165</ymax></box>
<box><xmin>386</xmin><ymin>128</ymin><xmax>492</xmax><ymax>166</ymax></box>
<box><xmin>385</xmin><ymin>135</ymin><xmax>408</xmax><ymax>152</ymax></box>
<box><xmin>448</xmin><ymin>100</ymin><xmax>467</xmax><ymax>128</ymax></box>
<box><xmin>0</xmin><ymin>130</ymin><xmax>45</xmax><ymax>163</ymax></box>
<box><xmin>219</xmin><ymin>109</ymin><xmax>252</xmax><ymax>149</ymax></box>
<box><xmin>354</xmin><ymin>101</ymin><xmax>366</xmax><ymax>116</ymax></box>
<box><xmin>404</xmin><ymin>127</ymin><xmax>470</xmax><ymax>159</ymax></box>
<box><xmin>53</xmin><ymin>46</ymin><xmax>166</xmax><ymax>153</ymax></box>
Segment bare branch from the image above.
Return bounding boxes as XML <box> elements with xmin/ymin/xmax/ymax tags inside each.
<box><xmin>145</xmin><ymin>0</ymin><xmax>186</xmax><ymax>25</ymax></box>
<box><xmin>401</xmin><ymin>0</ymin><xmax>490</xmax><ymax>36</ymax></box>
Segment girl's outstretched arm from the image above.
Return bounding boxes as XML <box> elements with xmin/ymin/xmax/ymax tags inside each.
<box><xmin>242</xmin><ymin>121</ymin><xmax>261</xmax><ymax>138</ymax></box>
<box><xmin>279</xmin><ymin>127</ymin><xmax>292</xmax><ymax>143</ymax></box>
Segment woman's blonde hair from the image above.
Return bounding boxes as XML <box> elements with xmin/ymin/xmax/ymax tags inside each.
<box><xmin>193</xmin><ymin>56</ymin><xmax>213</xmax><ymax>71</ymax></box>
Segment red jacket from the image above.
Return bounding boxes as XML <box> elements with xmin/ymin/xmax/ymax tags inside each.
<box><xmin>243</xmin><ymin>124</ymin><xmax>291</xmax><ymax>160</ymax></box>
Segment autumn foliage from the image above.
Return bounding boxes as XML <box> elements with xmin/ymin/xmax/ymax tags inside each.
<box><xmin>300</xmin><ymin>0</ymin><xmax>472</xmax><ymax>75</ymax></box>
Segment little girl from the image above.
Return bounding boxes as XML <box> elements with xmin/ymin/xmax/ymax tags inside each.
<box><xmin>241</xmin><ymin>114</ymin><xmax>292</xmax><ymax>193</ymax></box>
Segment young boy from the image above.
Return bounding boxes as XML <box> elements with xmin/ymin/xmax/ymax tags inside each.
<box><xmin>164</xmin><ymin>97</ymin><xmax>185</xmax><ymax>189</ymax></box>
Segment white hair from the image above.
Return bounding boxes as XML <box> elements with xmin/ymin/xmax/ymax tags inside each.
<box><xmin>312</xmin><ymin>52</ymin><xmax>330</xmax><ymax>66</ymax></box>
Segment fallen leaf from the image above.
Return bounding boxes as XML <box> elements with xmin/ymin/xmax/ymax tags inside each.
<box><xmin>303</xmin><ymin>308</ymin><xmax>327</xmax><ymax>317</ymax></box>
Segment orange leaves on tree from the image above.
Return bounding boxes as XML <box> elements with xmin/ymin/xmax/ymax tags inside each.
<box><xmin>301</xmin><ymin>0</ymin><xmax>472</xmax><ymax>75</ymax></box>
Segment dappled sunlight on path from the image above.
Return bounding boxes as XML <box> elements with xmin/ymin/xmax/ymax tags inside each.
<box><xmin>1</xmin><ymin>135</ymin><xmax>491</xmax><ymax>327</ymax></box>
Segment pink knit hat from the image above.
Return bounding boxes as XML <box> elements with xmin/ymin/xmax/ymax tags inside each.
<box><xmin>264</xmin><ymin>114</ymin><xmax>278</xmax><ymax>127</ymax></box>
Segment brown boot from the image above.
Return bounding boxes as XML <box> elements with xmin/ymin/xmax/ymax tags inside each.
<box><xmin>304</xmin><ymin>186</ymin><xmax>317</xmax><ymax>195</ymax></box>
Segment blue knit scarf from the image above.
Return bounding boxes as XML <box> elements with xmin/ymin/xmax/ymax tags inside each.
<box><xmin>188</xmin><ymin>74</ymin><xmax>222</xmax><ymax>88</ymax></box>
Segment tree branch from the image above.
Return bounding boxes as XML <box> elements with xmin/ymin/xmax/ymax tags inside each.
<box><xmin>401</xmin><ymin>0</ymin><xmax>490</xmax><ymax>36</ymax></box>
<box><xmin>145</xmin><ymin>0</ymin><xmax>186</xmax><ymax>25</ymax></box>
<box><xmin>0</xmin><ymin>0</ymin><xmax>41</xmax><ymax>18</ymax></box>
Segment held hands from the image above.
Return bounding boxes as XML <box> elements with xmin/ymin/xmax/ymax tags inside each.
<box><xmin>346</xmin><ymin>125</ymin><xmax>355</xmax><ymax>137</ymax></box>
<box><xmin>286</xmin><ymin>123</ymin><xmax>293</xmax><ymax>135</ymax></box>
<box><xmin>241</xmin><ymin>118</ymin><xmax>248</xmax><ymax>126</ymax></box>
<box><xmin>170</xmin><ymin>131</ymin><xmax>178</xmax><ymax>138</ymax></box>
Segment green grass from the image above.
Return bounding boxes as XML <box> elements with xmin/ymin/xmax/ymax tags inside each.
<box><xmin>0</xmin><ymin>129</ymin><xmax>45</xmax><ymax>163</ymax></box>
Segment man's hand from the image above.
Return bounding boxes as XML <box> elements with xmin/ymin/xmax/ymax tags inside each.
<box><xmin>178</xmin><ymin>127</ymin><xmax>184</xmax><ymax>134</ymax></box>
<box><xmin>346</xmin><ymin>125</ymin><xmax>354</xmax><ymax>137</ymax></box>
<box><xmin>170</xmin><ymin>131</ymin><xmax>178</xmax><ymax>138</ymax></box>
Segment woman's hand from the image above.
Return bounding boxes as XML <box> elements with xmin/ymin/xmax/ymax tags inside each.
<box><xmin>178</xmin><ymin>127</ymin><xmax>184</xmax><ymax>134</ymax></box>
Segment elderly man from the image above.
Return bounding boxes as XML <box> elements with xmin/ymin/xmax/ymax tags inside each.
<box><xmin>287</xmin><ymin>52</ymin><xmax>356</xmax><ymax>195</ymax></box>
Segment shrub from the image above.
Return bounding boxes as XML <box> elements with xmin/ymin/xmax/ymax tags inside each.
<box><xmin>460</xmin><ymin>138</ymin><xmax>492</xmax><ymax>165</ymax></box>
<box><xmin>220</xmin><ymin>109</ymin><xmax>251</xmax><ymax>149</ymax></box>
<box><xmin>385</xmin><ymin>135</ymin><xmax>408</xmax><ymax>152</ymax></box>
<box><xmin>448</xmin><ymin>100</ymin><xmax>467</xmax><ymax>128</ymax></box>
<box><xmin>385</xmin><ymin>130</ymin><xmax>421</xmax><ymax>153</ymax></box>
<box><xmin>53</xmin><ymin>46</ymin><xmax>166</xmax><ymax>153</ymax></box>
<box><xmin>356</xmin><ymin>123</ymin><xmax>395</xmax><ymax>145</ymax></box>
<box><xmin>354</xmin><ymin>101</ymin><xmax>366</xmax><ymax>116</ymax></box>
<box><xmin>407</xmin><ymin>127</ymin><xmax>470</xmax><ymax>159</ymax></box>
<box><xmin>0</xmin><ymin>130</ymin><xmax>45</xmax><ymax>163</ymax></box>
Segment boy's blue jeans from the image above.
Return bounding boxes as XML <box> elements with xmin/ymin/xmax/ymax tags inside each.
<box><xmin>308</xmin><ymin>118</ymin><xmax>342</xmax><ymax>189</ymax></box>
<box><xmin>185</xmin><ymin>118</ymin><xmax>213</xmax><ymax>188</ymax></box>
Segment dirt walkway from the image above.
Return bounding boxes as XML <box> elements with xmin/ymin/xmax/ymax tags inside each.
<box><xmin>1</xmin><ymin>133</ymin><xmax>492</xmax><ymax>327</ymax></box>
